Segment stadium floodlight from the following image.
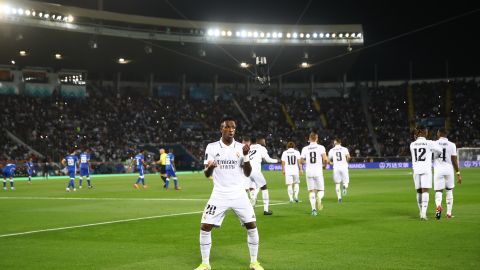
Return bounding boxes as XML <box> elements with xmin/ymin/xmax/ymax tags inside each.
<box><xmin>325</xmin><ymin>33</ymin><xmax>330</xmax><ymax>38</ymax></box>
<box><xmin>313</xmin><ymin>32</ymin><xmax>318</xmax><ymax>38</ymax></box>
<box><xmin>319</xmin><ymin>32</ymin><xmax>324</xmax><ymax>38</ymax></box>
<box><xmin>1</xmin><ymin>5</ymin><xmax>10</xmax><ymax>14</ymax></box>
<box><xmin>67</xmin><ymin>15</ymin><xmax>74</xmax><ymax>22</ymax></box>
<box><xmin>213</xmin><ymin>29</ymin><xmax>220</xmax><ymax>37</ymax></box>
<box><xmin>339</xmin><ymin>33</ymin><xmax>343</xmax><ymax>38</ymax></box>
<box><xmin>332</xmin><ymin>33</ymin><xmax>336</xmax><ymax>38</ymax></box>
<box><xmin>207</xmin><ymin>29</ymin><xmax>214</xmax><ymax>36</ymax></box>
<box><xmin>32</xmin><ymin>11</ymin><xmax>36</xmax><ymax>16</ymax></box>
<box><xmin>117</xmin><ymin>58</ymin><xmax>130</xmax><ymax>64</ymax></box>
<box><xmin>235</xmin><ymin>31</ymin><xmax>240</xmax><ymax>37</ymax></box>
<box><xmin>247</xmin><ymin>31</ymin><xmax>252</xmax><ymax>37</ymax></box>
<box><xmin>25</xmin><ymin>9</ymin><xmax>31</xmax><ymax>16</ymax></box>
<box><xmin>266</xmin><ymin>32</ymin><xmax>271</xmax><ymax>38</ymax></box>
<box><xmin>300</xmin><ymin>62</ymin><xmax>310</xmax><ymax>68</ymax></box>
<box><xmin>299</xmin><ymin>33</ymin><xmax>304</xmax><ymax>38</ymax></box>
<box><xmin>18</xmin><ymin>8</ymin><xmax>24</xmax><ymax>15</ymax></box>
<box><xmin>221</xmin><ymin>30</ymin><xmax>226</xmax><ymax>36</ymax></box>
<box><xmin>55</xmin><ymin>53</ymin><xmax>62</xmax><ymax>59</ymax></box>
<box><xmin>357</xmin><ymin>33</ymin><xmax>362</xmax><ymax>38</ymax></box>
<box><xmin>253</xmin><ymin>31</ymin><xmax>258</xmax><ymax>38</ymax></box>
<box><xmin>19</xmin><ymin>50</ymin><xmax>27</xmax><ymax>56</ymax></box>
<box><xmin>286</xmin><ymin>32</ymin><xmax>291</xmax><ymax>38</ymax></box>
<box><xmin>44</xmin><ymin>13</ymin><xmax>49</xmax><ymax>19</ymax></box>
<box><xmin>240</xmin><ymin>62</ymin><xmax>249</xmax><ymax>68</ymax></box>
<box><xmin>11</xmin><ymin>60</ymin><xmax>15</xmax><ymax>65</ymax></box>
<box><xmin>260</xmin><ymin>32</ymin><xmax>265</xmax><ymax>38</ymax></box>
<box><xmin>38</xmin><ymin>12</ymin><xmax>43</xmax><ymax>17</ymax></box>
<box><xmin>241</xmin><ymin>30</ymin><xmax>247</xmax><ymax>37</ymax></box>
<box><xmin>305</xmin><ymin>33</ymin><xmax>310</xmax><ymax>38</ymax></box>
<box><xmin>272</xmin><ymin>32</ymin><xmax>278</xmax><ymax>38</ymax></box>
<box><xmin>56</xmin><ymin>15</ymin><xmax>63</xmax><ymax>21</ymax></box>
<box><xmin>11</xmin><ymin>7</ymin><xmax>17</xmax><ymax>14</ymax></box>
<box><xmin>345</xmin><ymin>33</ymin><xmax>349</xmax><ymax>38</ymax></box>
<box><xmin>227</xmin><ymin>30</ymin><xmax>232</xmax><ymax>36</ymax></box>
<box><xmin>278</xmin><ymin>32</ymin><xmax>283</xmax><ymax>38</ymax></box>
<box><xmin>292</xmin><ymin>32</ymin><xmax>298</xmax><ymax>38</ymax></box>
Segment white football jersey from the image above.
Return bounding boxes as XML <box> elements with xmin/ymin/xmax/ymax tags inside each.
<box><xmin>204</xmin><ymin>139</ymin><xmax>247</xmax><ymax>199</ymax></box>
<box><xmin>301</xmin><ymin>142</ymin><xmax>326</xmax><ymax>177</ymax></box>
<box><xmin>433</xmin><ymin>137</ymin><xmax>457</xmax><ymax>172</ymax></box>
<box><xmin>248</xmin><ymin>144</ymin><xmax>278</xmax><ymax>173</ymax></box>
<box><xmin>410</xmin><ymin>137</ymin><xmax>442</xmax><ymax>175</ymax></box>
<box><xmin>281</xmin><ymin>148</ymin><xmax>301</xmax><ymax>175</ymax></box>
<box><xmin>328</xmin><ymin>145</ymin><xmax>350</xmax><ymax>169</ymax></box>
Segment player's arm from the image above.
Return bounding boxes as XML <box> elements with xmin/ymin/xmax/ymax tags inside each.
<box><xmin>171</xmin><ymin>157</ymin><xmax>176</xmax><ymax>172</ymax></box>
<box><xmin>327</xmin><ymin>151</ymin><xmax>333</xmax><ymax>165</ymax></box>
<box><xmin>262</xmin><ymin>149</ymin><xmax>278</xmax><ymax>163</ymax></box>
<box><xmin>281</xmin><ymin>160</ymin><xmax>286</xmax><ymax>175</ymax></box>
<box><xmin>297</xmin><ymin>154</ymin><xmax>304</xmax><ymax>175</ymax></box>
<box><xmin>322</xmin><ymin>153</ymin><xmax>328</xmax><ymax>169</ymax></box>
<box><xmin>242</xmin><ymin>144</ymin><xmax>252</xmax><ymax>177</ymax></box>
<box><xmin>203</xmin><ymin>145</ymin><xmax>216</xmax><ymax>178</ymax></box>
<box><xmin>61</xmin><ymin>158</ymin><xmax>66</xmax><ymax>166</ymax></box>
<box><xmin>451</xmin><ymin>144</ymin><xmax>461</xmax><ymax>184</ymax></box>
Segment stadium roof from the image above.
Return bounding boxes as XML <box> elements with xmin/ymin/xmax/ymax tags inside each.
<box><xmin>0</xmin><ymin>0</ymin><xmax>479</xmax><ymax>82</ymax></box>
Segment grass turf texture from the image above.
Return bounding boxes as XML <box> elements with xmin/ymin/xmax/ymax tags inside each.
<box><xmin>0</xmin><ymin>168</ymin><xmax>479</xmax><ymax>270</ymax></box>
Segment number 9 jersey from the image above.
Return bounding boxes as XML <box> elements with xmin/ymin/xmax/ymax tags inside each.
<box><xmin>410</xmin><ymin>137</ymin><xmax>442</xmax><ymax>175</ymax></box>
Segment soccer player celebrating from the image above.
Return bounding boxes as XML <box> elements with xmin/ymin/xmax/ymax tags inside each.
<box><xmin>165</xmin><ymin>148</ymin><xmax>181</xmax><ymax>190</ymax></box>
<box><xmin>249</xmin><ymin>137</ymin><xmax>278</xmax><ymax>215</ymax></box>
<box><xmin>433</xmin><ymin>128</ymin><xmax>461</xmax><ymax>219</ymax></box>
<box><xmin>300</xmin><ymin>132</ymin><xmax>328</xmax><ymax>216</ymax></box>
<box><xmin>328</xmin><ymin>138</ymin><xmax>351</xmax><ymax>202</ymax></box>
<box><xmin>195</xmin><ymin>117</ymin><xmax>264</xmax><ymax>270</ymax></box>
<box><xmin>25</xmin><ymin>157</ymin><xmax>35</xmax><ymax>184</ymax></box>
<box><xmin>410</xmin><ymin>126</ymin><xmax>442</xmax><ymax>220</ymax></box>
<box><xmin>61</xmin><ymin>149</ymin><xmax>79</xmax><ymax>192</ymax></box>
<box><xmin>281</xmin><ymin>141</ymin><xmax>302</xmax><ymax>203</ymax></box>
<box><xmin>3</xmin><ymin>163</ymin><xmax>16</xmax><ymax>190</ymax></box>
<box><xmin>79</xmin><ymin>148</ymin><xmax>92</xmax><ymax>189</ymax></box>
<box><xmin>133</xmin><ymin>149</ymin><xmax>148</xmax><ymax>189</ymax></box>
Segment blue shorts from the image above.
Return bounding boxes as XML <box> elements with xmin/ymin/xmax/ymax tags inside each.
<box><xmin>68</xmin><ymin>170</ymin><xmax>76</xmax><ymax>179</ymax></box>
<box><xmin>166</xmin><ymin>167</ymin><xmax>176</xmax><ymax>177</ymax></box>
<box><xmin>3</xmin><ymin>172</ymin><xmax>13</xmax><ymax>178</ymax></box>
<box><xmin>138</xmin><ymin>167</ymin><xmax>144</xmax><ymax>177</ymax></box>
<box><xmin>27</xmin><ymin>169</ymin><xmax>33</xmax><ymax>176</ymax></box>
<box><xmin>80</xmin><ymin>167</ymin><xmax>90</xmax><ymax>177</ymax></box>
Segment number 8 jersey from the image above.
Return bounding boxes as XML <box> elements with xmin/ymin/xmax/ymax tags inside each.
<box><xmin>301</xmin><ymin>142</ymin><xmax>326</xmax><ymax>177</ymax></box>
<box><xmin>410</xmin><ymin>137</ymin><xmax>442</xmax><ymax>175</ymax></box>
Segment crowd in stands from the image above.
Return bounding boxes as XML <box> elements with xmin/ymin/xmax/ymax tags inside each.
<box><xmin>1</xmin><ymin>79</ymin><xmax>479</xmax><ymax>172</ymax></box>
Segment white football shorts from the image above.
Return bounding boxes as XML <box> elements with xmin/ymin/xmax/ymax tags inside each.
<box><xmin>306</xmin><ymin>175</ymin><xmax>324</xmax><ymax>191</ymax></box>
<box><xmin>413</xmin><ymin>172</ymin><xmax>432</xmax><ymax>189</ymax></box>
<box><xmin>285</xmin><ymin>174</ymin><xmax>300</xmax><ymax>185</ymax></box>
<box><xmin>200</xmin><ymin>194</ymin><xmax>256</xmax><ymax>227</ymax></box>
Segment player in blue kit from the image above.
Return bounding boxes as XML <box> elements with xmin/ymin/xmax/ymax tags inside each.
<box><xmin>62</xmin><ymin>149</ymin><xmax>79</xmax><ymax>192</ymax></box>
<box><xmin>3</xmin><ymin>163</ymin><xmax>16</xmax><ymax>190</ymax></box>
<box><xmin>25</xmin><ymin>157</ymin><xmax>35</xmax><ymax>184</ymax></box>
<box><xmin>79</xmin><ymin>149</ymin><xmax>92</xmax><ymax>189</ymax></box>
<box><xmin>132</xmin><ymin>149</ymin><xmax>148</xmax><ymax>189</ymax></box>
<box><xmin>165</xmin><ymin>149</ymin><xmax>181</xmax><ymax>190</ymax></box>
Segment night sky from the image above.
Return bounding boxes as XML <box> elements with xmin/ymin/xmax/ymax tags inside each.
<box><xmin>17</xmin><ymin>1</ymin><xmax>480</xmax><ymax>80</ymax></box>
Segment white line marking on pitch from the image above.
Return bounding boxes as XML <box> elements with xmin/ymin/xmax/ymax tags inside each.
<box><xmin>0</xmin><ymin>202</ymin><xmax>290</xmax><ymax>238</ymax></box>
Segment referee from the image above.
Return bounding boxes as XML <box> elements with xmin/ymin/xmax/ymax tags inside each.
<box><xmin>157</xmin><ymin>148</ymin><xmax>167</xmax><ymax>188</ymax></box>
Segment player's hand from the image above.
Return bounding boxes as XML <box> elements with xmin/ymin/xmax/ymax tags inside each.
<box><xmin>300</xmin><ymin>170</ymin><xmax>304</xmax><ymax>176</ymax></box>
<box><xmin>457</xmin><ymin>173</ymin><xmax>462</xmax><ymax>184</ymax></box>
<box><xmin>282</xmin><ymin>170</ymin><xmax>285</xmax><ymax>176</ymax></box>
<box><xmin>206</xmin><ymin>160</ymin><xmax>217</xmax><ymax>169</ymax></box>
<box><xmin>242</xmin><ymin>144</ymin><xmax>250</xmax><ymax>155</ymax></box>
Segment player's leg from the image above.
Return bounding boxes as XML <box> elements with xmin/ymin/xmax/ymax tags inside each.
<box><xmin>67</xmin><ymin>171</ymin><xmax>76</xmax><ymax>192</ymax></box>
<box><xmin>286</xmin><ymin>175</ymin><xmax>294</xmax><ymax>202</ymax></box>
<box><xmin>445</xmin><ymin>172</ymin><xmax>455</xmax><ymax>218</ymax></box>
<box><xmin>419</xmin><ymin>173</ymin><xmax>432</xmax><ymax>220</ymax></box>
<box><xmin>433</xmin><ymin>172</ymin><xmax>446</xmax><ymax>220</ymax></box>
<box><xmin>196</xmin><ymin>199</ymin><xmax>228</xmax><ymax>270</ymax></box>
<box><xmin>306</xmin><ymin>177</ymin><xmax>317</xmax><ymax>214</ymax></box>
<box><xmin>2</xmin><ymin>176</ymin><xmax>6</xmax><ymax>190</ymax></box>
<box><xmin>342</xmin><ymin>169</ymin><xmax>350</xmax><ymax>196</ymax></box>
<box><xmin>316</xmin><ymin>176</ymin><xmax>325</xmax><ymax>208</ymax></box>
<box><xmin>293</xmin><ymin>175</ymin><xmax>300</xmax><ymax>203</ymax></box>
<box><xmin>413</xmin><ymin>174</ymin><xmax>422</xmax><ymax>216</ymax></box>
<box><xmin>28</xmin><ymin>171</ymin><xmax>32</xmax><ymax>184</ymax></box>
<box><xmin>333</xmin><ymin>169</ymin><xmax>342</xmax><ymax>201</ymax></box>
<box><xmin>260</xmin><ymin>185</ymin><xmax>271</xmax><ymax>215</ymax></box>
<box><xmin>9</xmin><ymin>177</ymin><xmax>14</xmax><ymax>190</ymax></box>
<box><xmin>87</xmin><ymin>169</ymin><xmax>92</xmax><ymax>188</ymax></box>
<box><xmin>79</xmin><ymin>170</ymin><xmax>83</xmax><ymax>188</ymax></box>
<box><xmin>165</xmin><ymin>172</ymin><xmax>170</xmax><ymax>189</ymax></box>
<box><xmin>231</xmin><ymin>195</ymin><xmax>263</xmax><ymax>270</ymax></box>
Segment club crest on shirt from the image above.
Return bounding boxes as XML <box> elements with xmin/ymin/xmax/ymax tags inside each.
<box><xmin>236</xmin><ymin>152</ymin><xmax>240</xmax><ymax>158</ymax></box>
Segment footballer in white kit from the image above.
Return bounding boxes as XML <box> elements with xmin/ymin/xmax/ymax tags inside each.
<box><xmin>248</xmin><ymin>138</ymin><xmax>278</xmax><ymax>215</ymax></box>
<box><xmin>409</xmin><ymin>126</ymin><xmax>442</xmax><ymax>220</ymax></box>
<box><xmin>433</xmin><ymin>128</ymin><xmax>462</xmax><ymax>219</ymax></box>
<box><xmin>300</xmin><ymin>132</ymin><xmax>328</xmax><ymax>216</ymax></box>
<box><xmin>328</xmin><ymin>138</ymin><xmax>351</xmax><ymax>202</ymax></box>
<box><xmin>281</xmin><ymin>141</ymin><xmax>303</xmax><ymax>203</ymax></box>
<box><xmin>242</xmin><ymin>137</ymin><xmax>257</xmax><ymax>198</ymax></box>
<box><xmin>196</xmin><ymin>117</ymin><xmax>264</xmax><ymax>270</ymax></box>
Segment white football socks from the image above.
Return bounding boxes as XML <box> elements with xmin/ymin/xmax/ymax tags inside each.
<box><xmin>446</xmin><ymin>189</ymin><xmax>453</xmax><ymax>215</ymax></box>
<box><xmin>435</xmin><ymin>191</ymin><xmax>443</xmax><ymax>208</ymax></box>
<box><xmin>247</xmin><ymin>228</ymin><xmax>259</xmax><ymax>263</ymax></box>
<box><xmin>262</xmin><ymin>190</ymin><xmax>270</xmax><ymax>212</ymax></box>
<box><xmin>309</xmin><ymin>192</ymin><xmax>316</xmax><ymax>210</ymax></box>
<box><xmin>421</xmin><ymin>192</ymin><xmax>429</xmax><ymax>218</ymax></box>
<box><xmin>287</xmin><ymin>185</ymin><xmax>293</xmax><ymax>201</ymax></box>
<box><xmin>335</xmin><ymin>184</ymin><xmax>342</xmax><ymax>200</ymax></box>
<box><xmin>416</xmin><ymin>192</ymin><xmax>422</xmax><ymax>213</ymax></box>
<box><xmin>199</xmin><ymin>230</ymin><xmax>211</xmax><ymax>265</ymax></box>
<box><xmin>293</xmin><ymin>183</ymin><xmax>299</xmax><ymax>200</ymax></box>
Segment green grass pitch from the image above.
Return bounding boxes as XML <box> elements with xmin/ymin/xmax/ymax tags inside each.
<box><xmin>1</xmin><ymin>168</ymin><xmax>479</xmax><ymax>270</ymax></box>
